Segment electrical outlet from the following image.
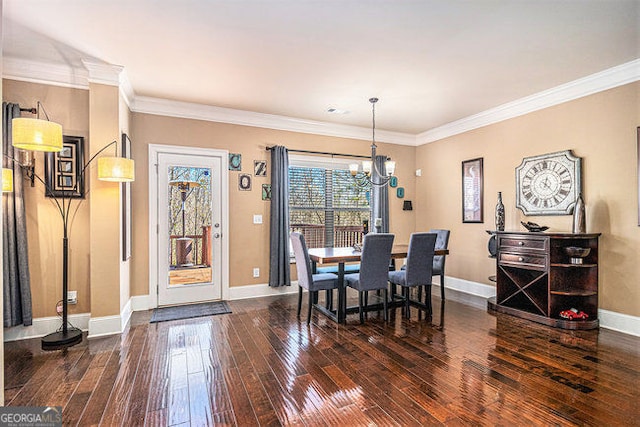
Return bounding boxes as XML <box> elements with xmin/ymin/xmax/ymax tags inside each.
<box><xmin>67</xmin><ymin>290</ymin><xmax>77</xmax><ymax>304</ymax></box>
<box><xmin>253</xmin><ymin>268</ymin><xmax>260</xmax><ymax>278</ymax></box>
<box><xmin>253</xmin><ymin>214</ymin><xmax>263</xmax><ymax>224</ymax></box>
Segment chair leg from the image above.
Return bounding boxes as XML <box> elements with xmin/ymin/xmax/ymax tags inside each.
<box><xmin>404</xmin><ymin>287</ymin><xmax>410</xmax><ymax>319</ymax></box>
<box><xmin>364</xmin><ymin>291</ymin><xmax>368</xmax><ymax>308</ymax></box>
<box><xmin>417</xmin><ymin>285</ymin><xmax>422</xmax><ymax>303</ymax></box>
<box><xmin>297</xmin><ymin>286</ymin><xmax>303</xmax><ymax>317</ymax></box>
<box><xmin>440</xmin><ymin>274</ymin><xmax>445</xmax><ymax>301</ymax></box>
<box><xmin>307</xmin><ymin>290</ymin><xmax>314</xmax><ymax>324</ymax></box>
<box><xmin>426</xmin><ymin>285</ymin><xmax>432</xmax><ymax>314</ymax></box>
<box><xmin>383</xmin><ymin>288</ymin><xmax>388</xmax><ymax>322</ymax></box>
<box><xmin>358</xmin><ymin>291</ymin><xmax>364</xmax><ymax>324</ymax></box>
<box><xmin>326</xmin><ymin>289</ymin><xmax>333</xmax><ymax>310</ymax></box>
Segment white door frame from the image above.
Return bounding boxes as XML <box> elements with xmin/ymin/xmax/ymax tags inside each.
<box><xmin>149</xmin><ymin>144</ymin><xmax>229</xmax><ymax>308</ymax></box>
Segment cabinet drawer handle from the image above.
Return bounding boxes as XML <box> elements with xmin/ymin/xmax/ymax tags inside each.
<box><xmin>518</xmin><ymin>257</ymin><xmax>524</xmax><ymax>262</ymax></box>
<box><xmin>518</xmin><ymin>241</ymin><xmax>525</xmax><ymax>246</ymax></box>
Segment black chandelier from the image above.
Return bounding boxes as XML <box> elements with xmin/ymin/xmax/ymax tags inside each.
<box><xmin>348</xmin><ymin>97</ymin><xmax>396</xmax><ymax>187</ymax></box>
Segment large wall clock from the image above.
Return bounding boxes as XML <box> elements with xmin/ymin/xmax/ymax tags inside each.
<box><xmin>515</xmin><ymin>150</ymin><xmax>581</xmax><ymax>215</ymax></box>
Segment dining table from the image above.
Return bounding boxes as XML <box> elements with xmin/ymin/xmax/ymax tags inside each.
<box><xmin>308</xmin><ymin>244</ymin><xmax>450</xmax><ymax>324</ymax></box>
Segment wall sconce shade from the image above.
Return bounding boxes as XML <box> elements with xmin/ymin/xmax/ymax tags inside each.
<box><xmin>403</xmin><ymin>200</ymin><xmax>413</xmax><ymax>211</ymax></box>
<box><xmin>12</xmin><ymin>118</ymin><xmax>63</xmax><ymax>152</ymax></box>
<box><xmin>97</xmin><ymin>157</ymin><xmax>135</xmax><ymax>182</ymax></box>
<box><xmin>2</xmin><ymin>168</ymin><xmax>14</xmax><ymax>193</ymax></box>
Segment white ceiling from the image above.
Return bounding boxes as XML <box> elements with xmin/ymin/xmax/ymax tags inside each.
<box><xmin>3</xmin><ymin>1</ymin><xmax>639</xmax><ymax>136</ymax></box>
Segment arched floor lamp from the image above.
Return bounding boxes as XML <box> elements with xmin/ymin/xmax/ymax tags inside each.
<box><xmin>6</xmin><ymin>102</ymin><xmax>135</xmax><ymax>350</ymax></box>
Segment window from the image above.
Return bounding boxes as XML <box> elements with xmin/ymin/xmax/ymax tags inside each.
<box><xmin>289</xmin><ymin>155</ymin><xmax>371</xmax><ymax>249</ymax></box>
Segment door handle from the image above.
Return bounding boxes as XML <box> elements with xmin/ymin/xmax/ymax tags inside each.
<box><xmin>214</xmin><ymin>223</ymin><xmax>220</xmax><ymax>228</ymax></box>
<box><xmin>214</xmin><ymin>233</ymin><xmax>221</xmax><ymax>238</ymax></box>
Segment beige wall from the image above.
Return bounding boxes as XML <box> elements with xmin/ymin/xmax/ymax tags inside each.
<box><xmin>4</xmin><ymin>77</ymin><xmax>638</xmax><ymax>321</ymax></box>
<box><xmin>130</xmin><ymin>113</ymin><xmax>416</xmax><ymax>296</ymax></box>
<box><xmin>3</xmin><ymin>80</ymin><xmax>90</xmax><ymax>317</ymax></box>
<box><xmin>416</xmin><ymin>82</ymin><xmax>640</xmax><ymax>317</ymax></box>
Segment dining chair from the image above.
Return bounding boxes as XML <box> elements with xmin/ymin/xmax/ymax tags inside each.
<box><xmin>388</xmin><ymin>232</ymin><xmax>437</xmax><ymax>318</ymax></box>
<box><xmin>290</xmin><ymin>232</ymin><xmax>339</xmax><ymax>324</ymax></box>
<box><xmin>430</xmin><ymin>229</ymin><xmax>450</xmax><ymax>302</ymax></box>
<box><xmin>344</xmin><ymin>233</ymin><xmax>395</xmax><ymax>323</ymax></box>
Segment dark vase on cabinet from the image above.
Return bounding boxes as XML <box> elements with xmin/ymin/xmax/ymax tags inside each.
<box><xmin>488</xmin><ymin>231</ymin><xmax>600</xmax><ymax>330</ymax></box>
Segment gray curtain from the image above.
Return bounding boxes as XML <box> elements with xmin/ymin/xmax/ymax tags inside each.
<box><xmin>371</xmin><ymin>155</ymin><xmax>389</xmax><ymax>233</ymax></box>
<box><xmin>269</xmin><ymin>146</ymin><xmax>291</xmax><ymax>287</ymax></box>
<box><xmin>3</xmin><ymin>102</ymin><xmax>33</xmax><ymax>327</ymax></box>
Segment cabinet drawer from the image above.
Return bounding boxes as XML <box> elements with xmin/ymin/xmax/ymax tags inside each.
<box><xmin>499</xmin><ymin>252</ymin><xmax>548</xmax><ymax>270</ymax></box>
<box><xmin>499</xmin><ymin>236</ymin><xmax>548</xmax><ymax>252</ymax></box>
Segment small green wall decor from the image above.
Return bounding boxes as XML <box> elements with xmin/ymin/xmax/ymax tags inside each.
<box><xmin>229</xmin><ymin>153</ymin><xmax>242</xmax><ymax>171</ymax></box>
<box><xmin>389</xmin><ymin>176</ymin><xmax>398</xmax><ymax>188</ymax></box>
<box><xmin>396</xmin><ymin>187</ymin><xmax>405</xmax><ymax>198</ymax></box>
<box><xmin>262</xmin><ymin>184</ymin><xmax>272</xmax><ymax>200</ymax></box>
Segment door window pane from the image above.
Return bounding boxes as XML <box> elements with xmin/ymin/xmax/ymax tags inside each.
<box><xmin>167</xmin><ymin>166</ymin><xmax>213</xmax><ymax>285</ymax></box>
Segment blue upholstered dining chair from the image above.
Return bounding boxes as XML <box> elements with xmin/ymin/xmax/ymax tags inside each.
<box><xmin>290</xmin><ymin>232</ymin><xmax>339</xmax><ymax>324</ymax></box>
<box><xmin>344</xmin><ymin>233</ymin><xmax>395</xmax><ymax>323</ymax></box>
<box><xmin>430</xmin><ymin>229</ymin><xmax>450</xmax><ymax>302</ymax></box>
<box><xmin>388</xmin><ymin>232</ymin><xmax>437</xmax><ymax>318</ymax></box>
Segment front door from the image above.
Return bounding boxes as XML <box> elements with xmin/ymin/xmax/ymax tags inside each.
<box><xmin>157</xmin><ymin>152</ymin><xmax>222</xmax><ymax>306</ymax></box>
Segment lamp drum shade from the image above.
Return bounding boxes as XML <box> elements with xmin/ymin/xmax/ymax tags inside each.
<box><xmin>98</xmin><ymin>157</ymin><xmax>135</xmax><ymax>182</ymax></box>
<box><xmin>2</xmin><ymin>168</ymin><xmax>13</xmax><ymax>193</ymax></box>
<box><xmin>12</xmin><ymin>117</ymin><xmax>63</xmax><ymax>152</ymax></box>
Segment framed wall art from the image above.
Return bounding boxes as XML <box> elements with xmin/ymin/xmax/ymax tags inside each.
<box><xmin>229</xmin><ymin>153</ymin><xmax>242</xmax><ymax>171</ymax></box>
<box><xmin>239</xmin><ymin>173</ymin><xmax>252</xmax><ymax>190</ymax></box>
<box><xmin>121</xmin><ymin>133</ymin><xmax>133</xmax><ymax>261</ymax></box>
<box><xmin>45</xmin><ymin>135</ymin><xmax>85</xmax><ymax>198</ymax></box>
<box><xmin>462</xmin><ymin>157</ymin><xmax>483</xmax><ymax>223</ymax></box>
<box><xmin>262</xmin><ymin>184</ymin><xmax>272</xmax><ymax>200</ymax></box>
<box><xmin>254</xmin><ymin>160</ymin><xmax>267</xmax><ymax>176</ymax></box>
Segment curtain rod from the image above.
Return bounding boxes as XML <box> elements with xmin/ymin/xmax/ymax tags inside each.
<box><xmin>265</xmin><ymin>146</ymin><xmax>370</xmax><ymax>160</ymax></box>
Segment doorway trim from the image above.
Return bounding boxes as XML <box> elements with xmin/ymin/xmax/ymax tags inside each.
<box><xmin>148</xmin><ymin>144</ymin><xmax>229</xmax><ymax>308</ymax></box>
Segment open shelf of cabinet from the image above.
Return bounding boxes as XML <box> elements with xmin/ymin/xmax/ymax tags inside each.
<box><xmin>487</xmin><ymin>231</ymin><xmax>600</xmax><ymax>330</ymax></box>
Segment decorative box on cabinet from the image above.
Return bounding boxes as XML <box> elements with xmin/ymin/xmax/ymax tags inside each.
<box><xmin>487</xmin><ymin>231</ymin><xmax>600</xmax><ymax>330</ymax></box>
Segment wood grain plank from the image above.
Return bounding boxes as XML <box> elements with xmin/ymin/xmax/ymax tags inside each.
<box><xmin>3</xmin><ymin>294</ymin><xmax>639</xmax><ymax>426</ymax></box>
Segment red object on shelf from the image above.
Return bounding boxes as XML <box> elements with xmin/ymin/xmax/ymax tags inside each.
<box><xmin>559</xmin><ymin>308</ymin><xmax>589</xmax><ymax>320</ymax></box>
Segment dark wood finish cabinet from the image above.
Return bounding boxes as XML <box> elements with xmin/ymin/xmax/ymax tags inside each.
<box><xmin>488</xmin><ymin>231</ymin><xmax>600</xmax><ymax>330</ymax></box>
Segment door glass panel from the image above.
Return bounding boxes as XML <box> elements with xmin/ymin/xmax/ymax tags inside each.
<box><xmin>167</xmin><ymin>166</ymin><xmax>213</xmax><ymax>286</ymax></box>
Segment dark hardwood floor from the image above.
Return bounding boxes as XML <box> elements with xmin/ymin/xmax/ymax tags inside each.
<box><xmin>4</xmin><ymin>292</ymin><xmax>639</xmax><ymax>426</ymax></box>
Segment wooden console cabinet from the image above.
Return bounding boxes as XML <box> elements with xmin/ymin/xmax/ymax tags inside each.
<box><xmin>488</xmin><ymin>231</ymin><xmax>600</xmax><ymax>330</ymax></box>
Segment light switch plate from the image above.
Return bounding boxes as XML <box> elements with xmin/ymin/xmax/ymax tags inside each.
<box><xmin>415</xmin><ymin>169</ymin><xmax>422</xmax><ymax>177</ymax></box>
<box><xmin>253</xmin><ymin>268</ymin><xmax>260</xmax><ymax>278</ymax></box>
<box><xmin>253</xmin><ymin>214</ymin><xmax>263</xmax><ymax>224</ymax></box>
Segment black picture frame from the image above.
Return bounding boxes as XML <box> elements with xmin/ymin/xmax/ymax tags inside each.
<box><xmin>462</xmin><ymin>157</ymin><xmax>484</xmax><ymax>223</ymax></box>
<box><xmin>45</xmin><ymin>135</ymin><xmax>85</xmax><ymax>198</ymax></box>
<box><xmin>122</xmin><ymin>133</ymin><xmax>132</xmax><ymax>261</ymax></box>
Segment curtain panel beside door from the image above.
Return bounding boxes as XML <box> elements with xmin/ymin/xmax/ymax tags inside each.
<box><xmin>2</xmin><ymin>102</ymin><xmax>33</xmax><ymax>327</ymax></box>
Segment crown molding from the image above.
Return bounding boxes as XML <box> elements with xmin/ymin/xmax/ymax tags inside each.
<box><xmin>81</xmin><ymin>59</ymin><xmax>124</xmax><ymax>86</ymax></box>
<box><xmin>131</xmin><ymin>96</ymin><xmax>418</xmax><ymax>145</ymax></box>
<box><xmin>4</xmin><ymin>56</ymin><xmax>638</xmax><ymax>146</ymax></box>
<box><xmin>417</xmin><ymin>58</ymin><xmax>640</xmax><ymax>145</ymax></box>
<box><xmin>3</xmin><ymin>57</ymin><xmax>89</xmax><ymax>89</ymax></box>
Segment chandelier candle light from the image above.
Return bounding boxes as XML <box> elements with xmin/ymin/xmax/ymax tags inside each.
<box><xmin>349</xmin><ymin>98</ymin><xmax>396</xmax><ymax>187</ymax></box>
<box><xmin>6</xmin><ymin>101</ymin><xmax>135</xmax><ymax>350</ymax></box>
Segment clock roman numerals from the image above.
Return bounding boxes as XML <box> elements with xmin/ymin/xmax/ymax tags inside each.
<box><xmin>516</xmin><ymin>151</ymin><xmax>581</xmax><ymax>215</ymax></box>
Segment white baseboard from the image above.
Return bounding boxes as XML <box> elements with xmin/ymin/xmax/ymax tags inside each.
<box><xmin>3</xmin><ymin>313</ymin><xmax>91</xmax><ymax>342</ymax></box>
<box><xmin>432</xmin><ymin>276</ymin><xmax>496</xmax><ymax>310</ymax></box>
<box><xmin>598</xmin><ymin>309</ymin><xmax>640</xmax><ymax>337</ymax></box>
<box><xmin>131</xmin><ymin>294</ymin><xmax>150</xmax><ymax>311</ymax></box>
<box><xmin>87</xmin><ymin>314</ymin><xmax>122</xmax><ymax>339</ymax></box>
<box><xmin>228</xmin><ymin>282</ymin><xmax>299</xmax><ymax>300</ymax></box>
<box><xmin>7</xmin><ymin>278</ymin><xmax>638</xmax><ymax>341</ymax></box>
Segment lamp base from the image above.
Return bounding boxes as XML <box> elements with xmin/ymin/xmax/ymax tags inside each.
<box><xmin>41</xmin><ymin>328</ymin><xmax>82</xmax><ymax>351</ymax></box>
